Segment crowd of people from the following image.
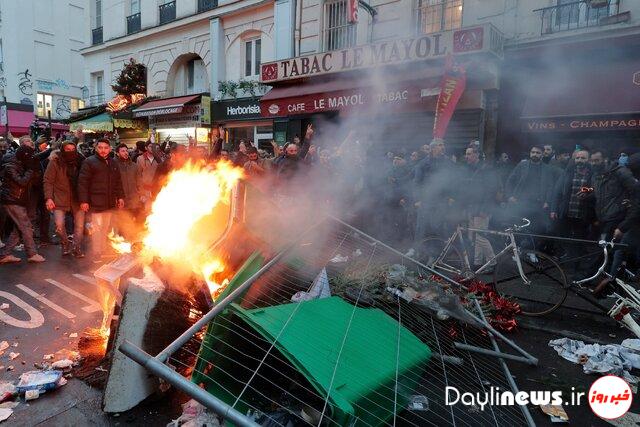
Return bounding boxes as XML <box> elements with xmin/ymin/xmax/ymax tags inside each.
<box><xmin>0</xmin><ymin>126</ymin><xmax>638</xmax><ymax>296</ymax></box>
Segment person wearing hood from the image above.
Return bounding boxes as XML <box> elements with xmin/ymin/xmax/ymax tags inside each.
<box><xmin>43</xmin><ymin>140</ymin><xmax>85</xmax><ymax>257</ymax></box>
<box><xmin>593</xmin><ymin>152</ymin><xmax>640</xmax><ymax>296</ymax></box>
<box><xmin>550</xmin><ymin>150</ymin><xmax>594</xmax><ymax>234</ymax></box>
<box><xmin>0</xmin><ymin>136</ymin><xmax>45</xmax><ymax>263</ymax></box>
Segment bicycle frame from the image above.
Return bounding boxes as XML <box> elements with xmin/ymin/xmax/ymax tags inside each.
<box><xmin>433</xmin><ymin>226</ymin><xmax>531</xmax><ymax>285</ymax></box>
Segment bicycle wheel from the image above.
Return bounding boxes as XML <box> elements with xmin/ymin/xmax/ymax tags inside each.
<box><xmin>421</xmin><ymin>236</ymin><xmax>465</xmax><ymax>275</ymax></box>
<box><xmin>493</xmin><ymin>249</ymin><xmax>568</xmax><ymax>316</ymax></box>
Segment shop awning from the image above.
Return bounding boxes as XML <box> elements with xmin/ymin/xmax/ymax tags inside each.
<box><xmin>69</xmin><ymin>112</ymin><xmax>113</xmax><ymax>132</ymax></box>
<box><xmin>260</xmin><ymin>77</ymin><xmax>445</xmax><ymax>118</ymax></box>
<box><xmin>133</xmin><ymin>95</ymin><xmax>200</xmax><ymax>118</ymax></box>
<box><xmin>113</xmin><ymin>118</ymin><xmax>146</xmax><ymax>129</ymax></box>
<box><xmin>6</xmin><ymin>110</ymin><xmax>35</xmax><ymax>135</ymax></box>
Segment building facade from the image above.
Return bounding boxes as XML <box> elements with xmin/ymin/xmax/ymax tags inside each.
<box><xmin>0</xmin><ymin>0</ymin><xmax>88</xmax><ymax>134</ymax></box>
<box><xmin>260</xmin><ymin>0</ymin><xmax>640</xmax><ymax>158</ymax></box>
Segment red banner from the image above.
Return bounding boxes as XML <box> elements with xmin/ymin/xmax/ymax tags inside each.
<box><xmin>432</xmin><ymin>55</ymin><xmax>466</xmax><ymax>140</ymax></box>
<box><xmin>348</xmin><ymin>0</ymin><xmax>358</xmax><ymax>23</ymax></box>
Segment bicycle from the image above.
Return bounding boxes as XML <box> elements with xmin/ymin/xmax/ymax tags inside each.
<box><xmin>424</xmin><ymin>218</ymin><xmax>568</xmax><ymax>316</ymax></box>
<box><xmin>571</xmin><ymin>241</ymin><xmax>640</xmax><ymax>338</ymax></box>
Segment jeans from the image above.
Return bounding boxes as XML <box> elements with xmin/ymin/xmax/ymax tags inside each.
<box><xmin>609</xmin><ymin>229</ymin><xmax>640</xmax><ymax>278</ymax></box>
<box><xmin>468</xmin><ymin>214</ymin><xmax>496</xmax><ymax>266</ymax></box>
<box><xmin>90</xmin><ymin>211</ymin><xmax>112</xmax><ymax>256</ymax></box>
<box><xmin>53</xmin><ymin>207</ymin><xmax>85</xmax><ymax>250</ymax></box>
<box><xmin>1</xmin><ymin>204</ymin><xmax>37</xmax><ymax>257</ymax></box>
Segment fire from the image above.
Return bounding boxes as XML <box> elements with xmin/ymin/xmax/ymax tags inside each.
<box><xmin>108</xmin><ymin>160</ymin><xmax>243</xmax><ymax>299</ymax></box>
<box><xmin>108</xmin><ymin>230</ymin><xmax>132</xmax><ymax>254</ymax></box>
<box><xmin>201</xmin><ymin>259</ymin><xmax>231</xmax><ymax>298</ymax></box>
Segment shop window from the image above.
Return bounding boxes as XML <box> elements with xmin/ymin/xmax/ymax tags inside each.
<box><xmin>244</xmin><ymin>39</ymin><xmax>261</xmax><ymax>78</ymax></box>
<box><xmin>37</xmin><ymin>93</ymin><xmax>53</xmax><ymax>118</ymax></box>
<box><xmin>323</xmin><ymin>0</ymin><xmax>356</xmax><ymax>51</ymax></box>
<box><xmin>416</xmin><ymin>0</ymin><xmax>462</xmax><ymax>35</ymax></box>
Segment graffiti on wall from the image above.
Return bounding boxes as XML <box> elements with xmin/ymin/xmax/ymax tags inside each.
<box><xmin>17</xmin><ymin>69</ymin><xmax>33</xmax><ymax>96</ymax></box>
<box><xmin>55</xmin><ymin>97</ymin><xmax>71</xmax><ymax>118</ymax></box>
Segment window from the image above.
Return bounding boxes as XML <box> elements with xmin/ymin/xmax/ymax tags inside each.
<box><xmin>130</xmin><ymin>0</ymin><xmax>140</xmax><ymax>15</ymax></box>
<box><xmin>96</xmin><ymin>74</ymin><xmax>104</xmax><ymax>95</ymax></box>
<box><xmin>186</xmin><ymin>58</ymin><xmax>206</xmax><ymax>94</ymax></box>
<box><xmin>70</xmin><ymin>98</ymin><xmax>85</xmax><ymax>113</ymax></box>
<box><xmin>323</xmin><ymin>0</ymin><xmax>356</xmax><ymax>51</ymax></box>
<box><xmin>244</xmin><ymin>39</ymin><xmax>261</xmax><ymax>77</ymax></box>
<box><xmin>416</xmin><ymin>0</ymin><xmax>462</xmax><ymax>34</ymax></box>
<box><xmin>37</xmin><ymin>93</ymin><xmax>53</xmax><ymax>118</ymax></box>
<box><xmin>95</xmin><ymin>0</ymin><xmax>102</xmax><ymax>27</ymax></box>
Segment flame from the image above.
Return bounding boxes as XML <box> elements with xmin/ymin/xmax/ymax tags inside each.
<box><xmin>108</xmin><ymin>160</ymin><xmax>243</xmax><ymax>299</ymax></box>
<box><xmin>201</xmin><ymin>259</ymin><xmax>231</xmax><ymax>298</ymax></box>
<box><xmin>108</xmin><ymin>230</ymin><xmax>132</xmax><ymax>254</ymax></box>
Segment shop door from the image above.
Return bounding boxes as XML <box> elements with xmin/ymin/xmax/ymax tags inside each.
<box><xmin>255</xmin><ymin>125</ymin><xmax>273</xmax><ymax>150</ymax></box>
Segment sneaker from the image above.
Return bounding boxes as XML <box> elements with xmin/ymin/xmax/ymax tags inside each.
<box><xmin>61</xmin><ymin>244</ymin><xmax>72</xmax><ymax>256</ymax></box>
<box><xmin>27</xmin><ymin>254</ymin><xmax>45</xmax><ymax>263</ymax></box>
<box><xmin>14</xmin><ymin>244</ymin><xmax>24</xmax><ymax>252</ymax></box>
<box><xmin>0</xmin><ymin>254</ymin><xmax>21</xmax><ymax>263</ymax></box>
<box><xmin>72</xmin><ymin>249</ymin><xmax>85</xmax><ymax>259</ymax></box>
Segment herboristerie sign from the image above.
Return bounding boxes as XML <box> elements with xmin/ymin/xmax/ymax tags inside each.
<box><xmin>260</xmin><ymin>25</ymin><xmax>495</xmax><ymax>83</ymax></box>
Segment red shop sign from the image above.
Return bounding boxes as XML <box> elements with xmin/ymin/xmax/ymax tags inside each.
<box><xmin>261</xmin><ymin>85</ymin><xmax>435</xmax><ymax>117</ymax></box>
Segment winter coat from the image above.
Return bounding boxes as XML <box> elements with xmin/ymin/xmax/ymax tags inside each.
<box><xmin>589</xmin><ymin>165</ymin><xmax>637</xmax><ymax>223</ymax></box>
<box><xmin>115</xmin><ymin>157</ymin><xmax>141</xmax><ymax>211</ymax></box>
<box><xmin>618</xmin><ymin>154</ymin><xmax>640</xmax><ymax>233</ymax></box>
<box><xmin>0</xmin><ymin>153</ymin><xmax>34</xmax><ymax>206</ymax></box>
<box><xmin>505</xmin><ymin>160</ymin><xmax>554</xmax><ymax>205</ymax></box>
<box><xmin>77</xmin><ymin>154</ymin><xmax>125</xmax><ymax>212</ymax></box>
<box><xmin>43</xmin><ymin>150</ymin><xmax>83</xmax><ymax>211</ymax></box>
<box><xmin>457</xmin><ymin>162</ymin><xmax>500</xmax><ymax>217</ymax></box>
<box><xmin>136</xmin><ymin>153</ymin><xmax>159</xmax><ymax>192</ymax></box>
<box><xmin>550</xmin><ymin>163</ymin><xmax>594</xmax><ymax>220</ymax></box>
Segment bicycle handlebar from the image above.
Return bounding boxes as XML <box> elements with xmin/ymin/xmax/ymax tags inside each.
<box><xmin>506</xmin><ymin>218</ymin><xmax>531</xmax><ymax>233</ymax></box>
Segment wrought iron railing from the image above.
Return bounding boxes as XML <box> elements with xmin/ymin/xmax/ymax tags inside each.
<box><xmin>127</xmin><ymin>12</ymin><xmax>141</xmax><ymax>34</ymax></box>
<box><xmin>198</xmin><ymin>0</ymin><xmax>217</xmax><ymax>13</ymax></box>
<box><xmin>89</xmin><ymin>94</ymin><xmax>105</xmax><ymax>107</ymax></box>
<box><xmin>322</xmin><ymin>0</ymin><xmax>356</xmax><ymax>51</ymax></box>
<box><xmin>416</xmin><ymin>0</ymin><xmax>462</xmax><ymax>35</ymax></box>
<box><xmin>535</xmin><ymin>0</ymin><xmax>621</xmax><ymax>35</ymax></box>
<box><xmin>159</xmin><ymin>1</ymin><xmax>176</xmax><ymax>24</ymax></box>
<box><xmin>92</xmin><ymin>27</ymin><xmax>103</xmax><ymax>45</ymax></box>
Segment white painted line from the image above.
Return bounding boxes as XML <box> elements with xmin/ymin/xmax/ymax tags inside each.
<box><xmin>16</xmin><ymin>284</ymin><xmax>76</xmax><ymax>319</ymax></box>
<box><xmin>44</xmin><ymin>279</ymin><xmax>102</xmax><ymax>313</ymax></box>
<box><xmin>73</xmin><ymin>273</ymin><xmax>97</xmax><ymax>286</ymax></box>
<box><xmin>0</xmin><ymin>291</ymin><xmax>44</xmax><ymax>329</ymax></box>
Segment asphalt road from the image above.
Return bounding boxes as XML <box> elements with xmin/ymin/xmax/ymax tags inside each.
<box><xmin>1</xmin><ymin>244</ymin><xmax>640</xmax><ymax>426</ymax></box>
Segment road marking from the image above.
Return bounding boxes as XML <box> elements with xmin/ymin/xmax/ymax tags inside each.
<box><xmin>45</xmin><ymin>278</ymin><xmax>102</xmax><ymax>313</ymax></box>
<box><xmin>0</xmin><ymin>291</ymin><xmax>45</xmax><ymax>329</ymax></box>
<box><xmin>16</xmin><ymin>284</ymin><xmax>76</xmax><ymax>319</ymax></box>
<box><xmin>73</xmin><ymin>273</ymin><xmax>97</xmax><ymax>286</ymax></box>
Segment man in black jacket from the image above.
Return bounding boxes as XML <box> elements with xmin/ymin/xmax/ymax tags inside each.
<box><xmin>0</xmin><ymin>136</ymin><xmax>45</xmax><ymax>263</ymax></box>
<box><xmin>594</xmin><ymin>153</ymin><xmax>640</xmax><ymax>295</ymax></box>
<box><xmin>550</xmin><ymin>150</ymin><xmax>593</xmax><ymax>240</ymax></box>
<box><xmin>77</xmin><ymin>139</ymin><xmax>125</xmax><ymax>258</ymax></box>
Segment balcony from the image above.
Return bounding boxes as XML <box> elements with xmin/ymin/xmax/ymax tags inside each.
<box><xmin>91</xmin><ymin>27</ymin><xmax>103</xmax><ymax>45</ymax></box>
<box><xmin>416</xmin><ymin>0</ymin><xmax>462</xmax><ymax>35</ymax></box>
<box><xmin>535</xmin><ymin>0</ymin><xmax>624</xmax><ymax>35</ymax></box>
<box><xmin>322</xmin><ymin>0</ymin><xmax>357</xmax><ymax>51</ymax></box>
<box><xmin>126</xmin><ymin>12</ymin><xmax>141</xmax><ymax>34</ymax></box>
<box><xmin>159</xmin><ymin>1</ymin><xmax>176</xmax><ymax>25</ymax></box>
<box><xmin>198</xmin><ymin>0</ymin><xmax>217</xmax><ymax>13</ymax></box>
<box><xmin>88</xmin><ymin>94</ymin><xmax>105</xmax><ymax>107</ymax></box>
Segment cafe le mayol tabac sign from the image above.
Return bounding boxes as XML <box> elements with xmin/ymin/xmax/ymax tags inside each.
<box><xmin>260</xmin><ymin>25</ymin><xmax>500</xmax><ymax>83</ymax></box>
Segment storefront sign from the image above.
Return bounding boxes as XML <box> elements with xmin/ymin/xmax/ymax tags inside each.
<box><xmin>261</xmin><ymin>84</ymin><xmax>433</xmax><ymax>117</ymax></box>
<box><xmin>149</xmin><ymin>105</ymin><xmax>207</xmax><ymax>128</ymax></box>
<box><xmin>522</xmin><ymin>116</ymin><xmax>640</xmax><ymax>132</ymax></box>
<box><xmin>261</xmin><ymin>25</ymin><xmax>496</xmax><ymax>83</ymax></box>
<box><xmin>201</xmin><ymin>96</ymin><xmax>211</xmax><ymax>125</ymax></box>
<box><xmin>213</xmin><ymin>98</ymin><xmax>262</xmax><ymax>121</ymax></box>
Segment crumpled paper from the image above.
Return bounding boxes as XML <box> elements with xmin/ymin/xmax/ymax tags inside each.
<box><xmin>549</xmin><ymin>338</ymin><xmax>640</xmax><ymax>384</ymax></box>
<box><xmin>291</xmin><ymin>268</ymin><xmax>331</xmax><ymax>302</ymax></box>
